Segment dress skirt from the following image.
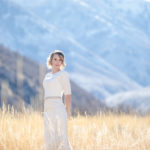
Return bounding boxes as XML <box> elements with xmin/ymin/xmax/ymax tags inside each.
<box><xmin>43</xmin><ymin>98</ymin><xmax>73</xmax><ymax>150</ymax></box>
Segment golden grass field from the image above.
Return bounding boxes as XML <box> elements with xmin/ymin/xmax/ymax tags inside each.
<box><xmin>0</xmin><ymin>104</ymin><xmax>150</xmax><ymax>150</ymax></box>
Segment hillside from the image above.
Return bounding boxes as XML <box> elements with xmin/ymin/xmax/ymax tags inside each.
<box><xmin>0</xmin><ymin>45</ymin><xmax>106</xmax><ymax>115</ymax></box>
<box><xmin>1</xmin><ymin>0</ymin><xmax>150</xmax><ymax>100</ymax></box>
<box><xmin>0</xmin><ymin>0</ymin><xmax>150</xmax><ymax>113</ymax></box>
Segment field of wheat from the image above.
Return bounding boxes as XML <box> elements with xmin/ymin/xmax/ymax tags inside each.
<box><xmin>0</xmin><ymin>104</ymin><xmax>150</xmax><ymax>150</ymax></box>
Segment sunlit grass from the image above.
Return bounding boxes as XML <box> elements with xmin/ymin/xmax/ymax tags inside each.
<box><xmin>0</xmin><ymin>104</ymin><xmax>150</xmax><ymax>150</ymax></box>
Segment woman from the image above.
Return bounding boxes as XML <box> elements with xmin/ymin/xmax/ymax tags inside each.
<box><xmin>42</xmin><ymin>50</ymin><xmax>73</xmax><ymax>150</ymax></box>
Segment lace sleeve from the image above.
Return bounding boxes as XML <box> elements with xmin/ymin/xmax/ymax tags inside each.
<box><xmin>60</xmin><ymin>71</ymin><xmax>72</xmax><ymax>95</ymax></box>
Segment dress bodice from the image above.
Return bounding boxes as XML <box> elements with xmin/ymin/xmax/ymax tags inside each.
<box><xmin>43</xmin><ymin>70</ymin><xmax>71</xmax><ymax>98</ymax></box>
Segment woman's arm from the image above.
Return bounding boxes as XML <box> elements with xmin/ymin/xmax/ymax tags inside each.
<box><xmin>64</xmin><ymin>94</ymin><xmax>71</xmax><ymax>119</ymax></box>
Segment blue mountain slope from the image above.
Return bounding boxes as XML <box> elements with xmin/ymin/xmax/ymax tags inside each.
<box><xmin>0</xmin><ymin>0</ymin><xmax>150</xmax><ymax>103</ymax></box>
<box><xmin>9</xmin><ymin>0</ymin><xmax>150</xmax><ymax>86</ymax></box>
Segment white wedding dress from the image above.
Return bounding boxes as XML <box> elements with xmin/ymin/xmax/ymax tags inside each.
<box><xmin>42</xmin><ymin>70</ymin><xmax>73</xmax><ymax>150</ymax></box>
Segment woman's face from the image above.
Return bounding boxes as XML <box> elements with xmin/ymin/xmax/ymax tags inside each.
<box><xmin>51</xmin><ymin>54</ymin><xmax>63</xmax><ymax>70</ymax></box>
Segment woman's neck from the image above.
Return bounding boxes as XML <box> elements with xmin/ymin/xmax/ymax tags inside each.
<box><xmin>51</xmin><ymin>69</ymin><xmax>61</xmax><ymax>74</ymax></box>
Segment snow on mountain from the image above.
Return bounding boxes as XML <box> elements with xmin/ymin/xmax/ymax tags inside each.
<box><xmin>0</xmin><ymin>0</ymin><xmax>150</xmax><ymax>109</ymax></box>
<box><xmin>105</xmin><ymin>86</ymin><xmax>150</xmax><ymax>114</ymax></box>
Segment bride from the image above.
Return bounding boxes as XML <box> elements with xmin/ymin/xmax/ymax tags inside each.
<box><xmin>42</xmin><ymin>50</ymin><xmax>73</xmax><ymax>150</ymax></box>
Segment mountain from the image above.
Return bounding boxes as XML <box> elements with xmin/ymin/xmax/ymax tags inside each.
<box><xmin>105</xmin><ymin>86</ymin><xmax>150</xmax><ymax>114</ymax></box>
<box><xmin>0</xmin><ymin>0</ymin><xmax>150</xmax><ymax>113</ymax></box>
<box><xmin>9</xmin><ymin>0</ymin><xmax>150</xmax><ymax>86</ymax></box>
<box><xmin>0</xmin><ymin>0</ymin><xmax>150</xmax><ymax>99</ymax></box>
<box><xmin>0</xmin><ymin>45</ymin><xmax>105</xmax><ymax>115</ymax></box>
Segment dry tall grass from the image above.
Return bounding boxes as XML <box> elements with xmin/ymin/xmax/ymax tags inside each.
<box><xmin>0</xmin><ymin>104</ymin><xmax>150</xmax><ymax>150</ymax></box>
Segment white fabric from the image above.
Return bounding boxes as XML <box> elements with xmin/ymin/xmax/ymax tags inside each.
<box><xmin>43</xmin><ymin>70</ymin><xmax>71</xmax><ymax>98</ymax></box>
<box><xmin>42</xmin><ymin>70</ymin><xmax>73</xmax><ymax>150</ymax></box>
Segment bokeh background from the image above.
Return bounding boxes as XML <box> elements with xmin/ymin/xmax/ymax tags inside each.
<box><xmin>0</xmin><ymin>0</ymin><xmax>150</xmax><ymax>115</ymax></box>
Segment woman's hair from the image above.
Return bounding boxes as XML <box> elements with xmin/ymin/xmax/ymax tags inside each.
<box><xmin>47</xmin><ymin>50</ymin><xmax>66</xmax><ymax>69</ymax></box>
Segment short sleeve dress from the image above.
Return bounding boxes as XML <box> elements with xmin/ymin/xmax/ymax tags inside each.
<box><xmin>42</xmin><ymin>70</ymin><xmax>73</xmax><ymax>150</ymax></box>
